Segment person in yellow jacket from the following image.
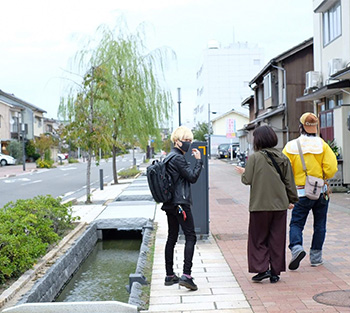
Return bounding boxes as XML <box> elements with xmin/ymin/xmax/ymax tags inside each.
<box><xmin>283</xmin><ymin>112</ymin><xmax>338</xmax><ymax>270</ymax></box>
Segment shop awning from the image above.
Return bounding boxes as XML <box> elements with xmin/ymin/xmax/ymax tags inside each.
<box><xmin>296</xmin><ymin>80</ymin><xmax>350</xmax><ymax>102</ymax></box>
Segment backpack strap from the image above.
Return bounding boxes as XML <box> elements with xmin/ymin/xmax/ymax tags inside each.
<box><xmin>163</xmin><ymin>153</ymin><xmax>177</xmax><ymax>164</ymax></box>
<box><xmin>263</xmin><ymin>150</ymin><xmax>285</xmax><ymax>183</ymax></box>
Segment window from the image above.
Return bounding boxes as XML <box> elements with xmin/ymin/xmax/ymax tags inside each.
<box><xmin>257</xmin><ymin>88</ymin><xmax>264</xmax><ymax>110</ymax></box>
<box><xmin>35</xmin><ymin>116</ymin><xmax>42</xmax><ymax>127</ymax></box>
<box><xmin>327</xmin><ymin>98</ymin><xmax>335</xmax><ymax>109</ymax></box>
<box><xmin>336</xmin><ymin>94</ymin><xmax>343</xmax><ymax>106</ymax></box>
<box><xmin>263</xmin><ymin>73</ymin><xmax>272</xmax><ymax>100</ymax></box>
<box><xmin>323</xmin><ymin>1</ymin><xmax>341</xmax><ymax>46</ymax></box>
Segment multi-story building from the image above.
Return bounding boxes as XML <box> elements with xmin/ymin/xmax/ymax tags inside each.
<box><xmin>194</xmin><ymin>40</ymin><xmax>264</xmax><ymax>126</ymax></box>
<box><xmin>0</xmin><ymin>89</ymin><xmax>46</xmax><ymax>153</ymax></box>
<box><xmin>240</xmin><ymin>38</ymin><xmax>314</xmax><ymax>153</ymax></box>
<box><xmin>297</xmin><ymin>0</ymin><xmax>350</xmax><ymax>187</ymax></box>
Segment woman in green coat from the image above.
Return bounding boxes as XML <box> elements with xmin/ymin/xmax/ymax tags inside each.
<box><xmin>235</xmin><ymin>126</ymin><xmax>298</xmax><ymax>283</ymax></box>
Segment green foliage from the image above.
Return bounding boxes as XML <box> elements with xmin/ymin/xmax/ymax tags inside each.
<box><xmin>59</xmin><ymin>17</ymin><xmax>174</xmax><ymax>190</ymax></box>
<box><xmin>26</xmin><ymin>140</ymin><xmax>40</xmax><ymax>161</ymax></box>
<box><xmin>327</xmin><ymin>139</ymin><xmax>340</xmax><ymax>157</ymax></box>
<box><xmin>34</xmin><ymin>134</ymin><xmax>54</xmax><ymax>160</ymax></box>
<box><xmin>68</xmin><ymin>157</ymin><xmax>79</xmax><ymax>163</ymax></box>
<box><xmin>162</xmin><ymin>138</ymin><xmax>172</xmax><ymax>154</ymax></box>
<box><xmin>193</xmin><ymin>122</ymin><xmax>210</xmax><ymax>141</ymax></box>
<box><xmin>7</xmin><ymin>140</ymin><xmax>22</xmax><ymax>162</ymax></box>
<box><xmin>118</xmin><ymin>166</ymin><xmax>141</xmax><ymax>178</ymax></box>
<box><xmin>36</xmin><ymin>159</ymin><xmax>54</xmax><ymax>168</ymax></box>
<box><xmin>0</xmin><ymin>196</ymin><xmax>78</xmax><ymax>284</ymax></box>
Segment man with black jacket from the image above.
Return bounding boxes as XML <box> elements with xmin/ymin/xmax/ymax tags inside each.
<box><xmin>161</xmin><ymin>126</ymin><xmax>203</xmax><ymax>291</ymax></box>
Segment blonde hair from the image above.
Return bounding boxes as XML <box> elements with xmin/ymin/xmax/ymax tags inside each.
<box><xmin>170</xmin><ymin>126</ymin><xmax>193</xmax><ymax>143</ymax></box>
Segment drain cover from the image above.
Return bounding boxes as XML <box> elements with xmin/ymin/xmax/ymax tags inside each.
<box><xmin>313</xmin><ymin>290</ymin><xmax>350</xmax><ymax>307</ymax></box>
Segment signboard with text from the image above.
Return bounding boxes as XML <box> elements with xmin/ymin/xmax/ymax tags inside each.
<box><xmin>226</xmin><ymin>118</ymin><xmax>236</xmax><ymax>138</ymax></box>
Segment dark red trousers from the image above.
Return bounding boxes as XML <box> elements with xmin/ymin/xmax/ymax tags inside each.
<box><xmin>248</xmin><ymin>210</ymin><xmax>287</xmax><ymax>275</ymax></box>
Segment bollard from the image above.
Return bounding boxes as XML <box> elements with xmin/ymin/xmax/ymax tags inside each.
<box><xmin>99</xmin><ymin>169</ymin><xmax>103</xmax><ymax>190</ymax></box>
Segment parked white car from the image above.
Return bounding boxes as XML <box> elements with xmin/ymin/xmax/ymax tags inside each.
<box><xmin>57</xmin><ymin>153</ymin><xmax>68</xmax><ymax>161</ymax></box>
<box><xmin>0</xmin><ymin>153</ymin><xmax>16</xmax><ymax>166</ymax></box>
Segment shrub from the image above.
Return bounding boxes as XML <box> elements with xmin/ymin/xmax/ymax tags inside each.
<box><xmin>68</xmin><ymin>157</ymin><xmax>79</xmax><ymax>163</ymax></box>
<box><xmin>0</xmin><ymin>195</ymin><xmax>78</xmax><ymax>284</ymax></box>
<box><xmin>36</xmin><ymin>159</ymin><xmax>54</xmax><ymax>168</ymax></box>
<box><xmin>118</xmin><ymin>166</ymin><xmax>141</xmax><ymax>178</ymax></box>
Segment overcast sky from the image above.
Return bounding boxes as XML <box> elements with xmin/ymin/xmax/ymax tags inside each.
<box><xmin>0</xmin><ymin>0</ymin><xmax>313</xmax><ymax>123</ymax></box>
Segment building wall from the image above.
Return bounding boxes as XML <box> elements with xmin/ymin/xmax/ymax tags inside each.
<box><xmin>283</xmin><ymin>45</ymin><xmax>314</xmax><ymax>141</ymax></box>
<box><xmin>313</xmin><ymin>0</ymin><xmax>350</xmax><ymax>84</ymax></box>
<box><xmin>212</xmin><ymin>112</ymin><xmax>249</xmax><ymax>137</ymax></box>
<box><xmin>33</xmin><ymin>112</ymin><xmax>45</xmax><ymax>137</ymax></box>
<box><xmin>0</xmin><ymin>101</ymin><xmax>11</xmax><ymax>142</ymax></box>
<box><xmin>195</xmin><ymin>41</ymin><xmax>264</xmax><ymax>125</ymax></box>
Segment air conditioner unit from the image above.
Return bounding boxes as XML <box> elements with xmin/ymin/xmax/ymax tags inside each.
<box><xmin>328</xmin><ymin>58</ymin><xmax>343</xmax><ymax>76</ymax></box>
<box><xmin>305</xmin><ymin>71</ymin><xmax>321</xmax><ymax>90</ymax></box>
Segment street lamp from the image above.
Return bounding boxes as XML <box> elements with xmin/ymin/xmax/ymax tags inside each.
<box><xmin>177</xmin><ymin>87</ymin><xmax>181</xmax><ymax>126</ymax></box>
<box><xmin>207</xmin><ymin>103</ymin><xmax>217</xmax><ymax>159</ymax></box>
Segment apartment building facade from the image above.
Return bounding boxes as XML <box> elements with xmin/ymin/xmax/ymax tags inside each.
<box><xmin>297</xmin><ymin>0</ymin><xmax>350</xmax><ymax>186</ymax></box>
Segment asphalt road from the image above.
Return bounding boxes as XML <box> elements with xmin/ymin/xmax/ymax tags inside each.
<box><xmin>0</xmin><ymin>152</ymin><xmax>145</xmax><ymax>208</ymax></box>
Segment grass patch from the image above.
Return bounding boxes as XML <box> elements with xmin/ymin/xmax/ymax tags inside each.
<box><xmin>139</xmin><ymin>223</ymin><xmax>157</xmax><ymax>311</ymax></box>
<box><xmin>118</xmin><ymin>166</ymin><xmax>141</xmax><ymax>179</ymax></box>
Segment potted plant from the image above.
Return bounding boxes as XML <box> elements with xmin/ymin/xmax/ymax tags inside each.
<box><xmin>327</xmin><ymin>139</ymin><xmax>341</xmax><ymax>159</ymax></box>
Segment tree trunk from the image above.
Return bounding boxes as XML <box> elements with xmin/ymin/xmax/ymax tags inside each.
<box><xmin>112</xmin><ymin>145</ymin><xmax>118</xmax><ymax>184</ymax></box>
<box><xmin>86</xmin><ymin>147</ymin><xmax>92</xmax><ymax>204</ymax></box>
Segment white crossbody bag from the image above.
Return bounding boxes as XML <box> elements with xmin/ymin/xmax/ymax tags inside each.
<box><xmin>297</xmin><ymin>139</ymin><xmax>324</xmax><ymax>200</ymax></box>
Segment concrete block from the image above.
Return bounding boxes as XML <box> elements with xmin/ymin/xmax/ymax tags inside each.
<box><xmin>2</xmin><ymin>301</ymin><xmax>138</xmax><ymax>313</ymax></box>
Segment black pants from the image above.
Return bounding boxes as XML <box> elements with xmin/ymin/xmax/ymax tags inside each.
<box><xmin>165</xmin><ymin>205</ymin><xmax>197</xmax><ymax>276</ymax></box>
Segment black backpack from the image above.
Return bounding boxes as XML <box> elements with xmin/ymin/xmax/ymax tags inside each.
<box><xmin>146</xmin><ymin>154</ymin><xmax>176</xmax><ymax>203</ymax></box>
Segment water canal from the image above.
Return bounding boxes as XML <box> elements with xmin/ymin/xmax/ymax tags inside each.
<box><xmin>55</xmin><ymin>231</ymin><xmax>141</xmax><ymax>303</ymax></box>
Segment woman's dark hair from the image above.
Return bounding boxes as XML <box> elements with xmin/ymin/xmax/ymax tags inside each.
<box><xmin>253</xmin><ymin>126</ymin><xmax>278</xmax><ymax>151</ymax></box>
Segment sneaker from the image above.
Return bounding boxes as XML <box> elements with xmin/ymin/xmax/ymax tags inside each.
<box><xmin>311</xmin><ymin>260</ymin><xmax>324</xmax><ymax>267</ymax></box>
<box><xmin>251</xmin><ymin>270</ymin><xmax>271</xmax><ymax>282</ymax></box>
<box><xmin>289</xmin><ymin>250</ymin><xmax>306</xmax><ymax>270</ymax></box>
<box><xmin>164</xmin><ymin>274</ymin><xmax>179</xmax><ymax>286</ymax></box>
<box><xmin>270</xmin><ymin>275</ymin><xmax>280</xmax><ymax>283</ymax></box>
<box><xmin>179</xmin><ymin>275</ymin><xmax>198</xmax><ymax>291</ymax></box>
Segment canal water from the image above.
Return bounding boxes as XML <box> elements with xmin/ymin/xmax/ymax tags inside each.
<box><xmin>55</xmin><ymin>235</ymin><xmax>141</xmax><ymax>303</ymax></box>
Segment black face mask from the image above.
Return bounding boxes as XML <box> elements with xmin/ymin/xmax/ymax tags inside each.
<box><xmin>179</xmin><ymin>140</ymin><xmax>191</xmax><ymax>152</ymax></box>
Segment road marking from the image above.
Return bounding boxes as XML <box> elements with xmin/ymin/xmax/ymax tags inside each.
<box><xmin>22</xmin><ymin>180</ymin><xmax>42</xmax><ymax>186</ymax></box>
<box><xmin>3</xmin><ymin>178</ymin><xmax>31</xmax><ymax>183</ymax></box>
<box><xmin>59</xmin><ymin>167</ymin><xmax>77</xmax><ymax>171</ymax></box>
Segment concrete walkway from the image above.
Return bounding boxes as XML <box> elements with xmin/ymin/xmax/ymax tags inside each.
<box><xmin>2</xmin><ymin>157</ymin><xmax>350</xmax><ymax>313</ymax></box>
<box><xmin>209</xmin><ymin>158</ymin><xmax>350</xmax><ymax>313</ymax></box>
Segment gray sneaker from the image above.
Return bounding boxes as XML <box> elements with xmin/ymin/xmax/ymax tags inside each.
<box><xmin>289</xmin><ymin>250</ymin><xmax>306</xmax><ymax>270</ymax></box>
<box><xmin>310</xmin><ymin>249</ymin><xmax>323</xmax><ymax>267</ymax></box>
<box><xmin>179</xmin><ymin>275</ymin><xmax>198</xmax><ymax>291</ymax></box>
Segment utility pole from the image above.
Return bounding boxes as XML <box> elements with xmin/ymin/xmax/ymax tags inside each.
<box><xmin>177</xmin><ymin>87</ymin><xmax>181</xmax><ymax>126</ymax></box>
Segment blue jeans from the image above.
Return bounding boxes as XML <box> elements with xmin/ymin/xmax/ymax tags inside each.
<box><xmin>289</xmin><ymin>194</ymin><xmax>329</xmax><ymax>251</ymax></box>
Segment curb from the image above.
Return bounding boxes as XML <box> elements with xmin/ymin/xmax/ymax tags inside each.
<box><xmin>0</xmin><ymin>222</ymin><xmax>87</xmax><ymax>309</ymax></box>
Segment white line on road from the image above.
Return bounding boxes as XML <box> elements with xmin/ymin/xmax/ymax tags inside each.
<box><xmin>21</xmin><ymin>180</ymin><xmax>42</xmax><ymax>186</ymax></box>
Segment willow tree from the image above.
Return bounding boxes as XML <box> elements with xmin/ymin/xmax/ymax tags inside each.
<box><xmin>59</xmin><ymin>18</ymin><xmax>174</xmax><ymax>202</ymax></box>
<box><xmin>59</xmin><ymin>66</ymin><xmax>112</xmax><ymax>203</ymax></box>
<box><xmin>86</xmin><ymin>21</ymin><xmax>174</xmax><ymax>184</ymax></box>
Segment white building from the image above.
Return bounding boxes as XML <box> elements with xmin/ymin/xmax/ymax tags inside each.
<box><xmin>194</xmin><ymin>40</ymin><xmax>264</xmax><ymax>126</ymax></box>
<box><xmin>297</xmin><ymin>0</ymin><xmax>350</xmax><ymax>186</ymax></box>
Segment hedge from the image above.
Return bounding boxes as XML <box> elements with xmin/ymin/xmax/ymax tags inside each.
<box><xmin>0</xmin><ymin>195</ymin><xmax>78</xmax><ymax>285</ymax></box>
